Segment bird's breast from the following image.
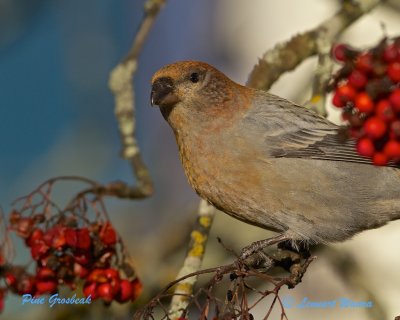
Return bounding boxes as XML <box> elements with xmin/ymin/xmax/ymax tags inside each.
<box><xmin>174</xmin><ymin>128</ymin><xmax>269</xmax><ymax>214</ymax></box>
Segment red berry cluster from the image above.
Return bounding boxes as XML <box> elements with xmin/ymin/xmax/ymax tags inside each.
<box><xmin>83</xmin><ymin>268</ymin><xmax>142</xmax><ymax>303</ymax></box>
<box><xmin>3</xmin><ymin>209</ymin><xmax>141</xmax><ymax>305</ymax></box>
<box><xmin>331</xmin><ymin>38</ymin><xmax>400</xmax><ymax>165</ymax></box>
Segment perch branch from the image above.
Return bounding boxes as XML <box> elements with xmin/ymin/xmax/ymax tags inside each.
<box><xmin>134</xmin><ymin>248</ymin><xmax>315</xmax><ymax>319</ymax></box>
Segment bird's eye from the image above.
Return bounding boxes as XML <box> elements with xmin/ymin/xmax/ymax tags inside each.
<box><xmin>190</xmin><ymin>72</ymin><xmax>199</xmax><ymax>83</ymax></box>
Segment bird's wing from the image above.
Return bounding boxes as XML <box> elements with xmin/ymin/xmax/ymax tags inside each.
<box><xmin>242</xmin><ymin>92</ymin><xmax>398</xmax><ymax>167</ymax></box>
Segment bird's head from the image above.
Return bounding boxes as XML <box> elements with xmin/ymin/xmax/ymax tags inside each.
<box><xmin>151</xmin><ymin>61</ymin><xmax>247</xmax><ymax>124</ymax></box>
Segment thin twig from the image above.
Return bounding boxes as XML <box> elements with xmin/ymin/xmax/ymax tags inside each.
<box><xmin>134</xmin><ymin>251</ymin><xmax>316</xmax><ymax>319</ymax></box>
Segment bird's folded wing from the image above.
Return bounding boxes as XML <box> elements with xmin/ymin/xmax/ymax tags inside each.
<box><xmin>243</xmin><ymin>92</ymin><xmax>398</xmax><ymax>168</ymax></box>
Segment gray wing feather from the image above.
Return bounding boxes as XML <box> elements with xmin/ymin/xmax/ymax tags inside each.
<box><xmin>243</xmin><ymin>92</ymin><xmax>399</xmax><ymax>168</ymax></box>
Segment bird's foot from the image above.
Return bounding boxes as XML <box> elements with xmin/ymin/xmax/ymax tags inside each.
<box><xmin>240</xmin><ymin>234</ymin><xmax>289</xmax><ymax>260</ymax></box>
<box><xmin>239</xmin><ymin>250</ymin><xmax>275</xmax><ymax>269</ymax></box>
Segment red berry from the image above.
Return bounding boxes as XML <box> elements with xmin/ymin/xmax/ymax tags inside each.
<box><xmin>87</xmin><ymin>269</ymin><xmax>107</xmax><ymax>283</ymax></box>
<box><xmin>332</xmin><ymin>91</ymin><xmax>344</xmax><ymax>108</ymax></box>
<box><xmin>26</xmin><ymin>228</ymin><xmax>44</xmax><ymax>247</ymax></box>
<box><xmin>5</xmin><ymin>273</ymin><xmax>17</xmax><ymax>287</ymax></box>
<box><xmin>383</xmin><ymin>43</ymin><xmax>399</xmax><ymax>62</ymax></box>
<box><xmin>130</xmin><ymin>278</ymin><xmax>143</xmax><ymax>301</ymax></box>
<box><xmin>356</xmin><ymin>53</ymin><xmax>373</xmax><ymax>73</ymax></box>
<box><xmin>44</xmin><ymin>225</ymin><xmax>66</xmax><ymax>249</ymax></box>
<box><xmin>99</xmin><ymin>222</ymin><xmax>117</xmax><ymax>246</ymax></box>
<box><xmin>101</xmin><ymin>269</ymin><xmax>121</xmax><ymax>297</ymax></box>
<box><xmin>77</xmin><ymin>228</ymin><xmax>91</xmax><ymax>250</ymax></box>
<box><xmin>387</xmin><ymin>62</ymin><xmax>400</xmax><ymax>82</ymax></box>
<box><xmin>356</xmin><ymin>138</ymin><xmax>375</xmax><ymax>157</ymax></box>
<box><xmin>112</xmin><ymin>280</ymin><xmax>121</xmax><ymax>295</ymax></box>
<box><xmin>364</xmin><ymin>117</ymin><xmax>387</xmax><ymax>139</ymax></box>
<box><xmin>389</xmin><ymin>89</ymin><xmax>400</xmax><ymax>111</ymax></box>
<box><xmin>336</xmin><ymin>84</ymin><xmax>357</xmax><ymax>103</ymax></box>
<box><xmin>375</xmin><ymin>99</ymin><xmax>395</xmax><ymax>122</ymax></box>
<box><xmin>383</xmin><ymin>140</ymin><xmax>400</xmax><ymax>159</ymax></box>
<box><xmin>348</xmin><ymin>70</ymin><xmax>368</xmax><ymax>89</ymax></box>
<box><xmin>83</xmin><ymin>282</ymin><xmax>97</xmax><ymax>299</ymax></box>
<box><xmin>332</xmin><ymin>44</ymin><xmax>350</xmax><ymax>62</ymax></box>
<box><xmin>30</xmin><ymin>240</ymin><xmax>49</xmax><ymax>260</ymax></box>
<box><xmin>36</xmin><ymin>267</ymin><xmax>56</xmax><ymax>280</ymax></box>
<box><xmin>65</xmin><ymin>228</ymin><xmax>78</xmax><ymax>248</ymax></box>
<box><xmin>97</xmin><ymin>283</ymin><xmax>114</xmax><ymax>303</ymax></box>
<box><xmin>373</xmin><ymin>152</ymin><xmax>388</xmax><ymax>166</ymax></box>
<box><xmin>116</xmin><ymin>279</ymin><xmax>133</xmax><ymax>303</ymax></box>
<box><xmin>36</xmin><ymin>280</ymin><xmax>57</xmax><ymax>294</ymax></box>
<box><xmin>104</xmin><ymin>268</ymin><xmax>120</xmax><ymax>281</ymax></box>
<box><xmin>355</xmin><ymin>92</ymin><xmax>374</xmax><ymax>113</ymax></box>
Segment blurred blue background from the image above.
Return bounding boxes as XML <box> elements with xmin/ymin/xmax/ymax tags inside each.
<box><xmin>0</xmin><ymin>0</ymin><xmax>221</xmax><ymax>203</ymax></box>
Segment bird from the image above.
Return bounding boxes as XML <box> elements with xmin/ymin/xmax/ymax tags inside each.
<box><xmin>150</xmin><ymin>61</ymin><xmax>400</xmax><ymax>256</ymax></box>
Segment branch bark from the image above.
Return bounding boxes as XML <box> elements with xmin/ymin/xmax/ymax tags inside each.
<box><xmin>246</xmin><ymin>0</ymin><xmax>383</xmax><ymax>91</ymax></box>
<box><xmin>168</xmin><ymin>200</ymin><xmax>216</xmax><ymax>319</ymax></box>
<box><xmin>108</xmin><ymin>0</ymin><xmax>166</xmax><ymax>199</ymax></box>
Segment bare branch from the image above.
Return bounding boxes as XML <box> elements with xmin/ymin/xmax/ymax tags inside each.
<box><xmin>247</xmin><ymin>0</ymin><xmax>383</xmax><ymax>91</ymax></box>
<box><xmin>108</xmin><ymin>0</ymin><xmax>166</xmax><ymax>199</ymax></box>
<box><xmin>168</xmin><ymin>200</ymin><xmax>216</xmax><ymax>319</ymax></box>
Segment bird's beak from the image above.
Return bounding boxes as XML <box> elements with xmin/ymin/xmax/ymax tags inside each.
<box><xmin>151</xmin><ymin>77</ymin><xmax>180</xmax><ymax>107</ymax></box>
